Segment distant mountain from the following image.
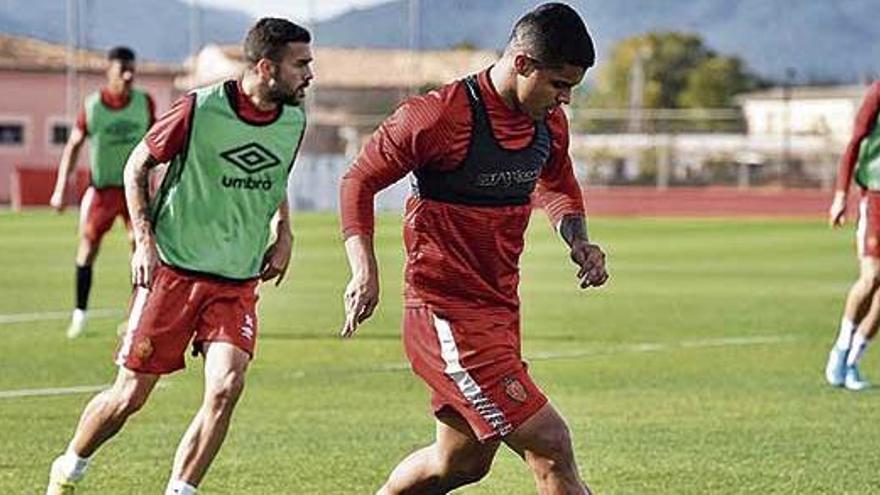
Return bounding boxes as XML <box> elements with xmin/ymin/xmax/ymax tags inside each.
<box><xmin>314</xmin><ymin>0</ymin><xmax>880</xmax><ymax>83</ymax></box>
<box><xmin>0</xmin><ymin>0</ymin><xmax>251</xmax><ymax>62</ymax></box>
<box><xmin>2</xmin><ymin>0</ymin><xmax>878</xmax><ymax>83</ymax></box>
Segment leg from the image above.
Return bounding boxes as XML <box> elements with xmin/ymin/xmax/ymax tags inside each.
<box><xmin>378</xmin><ymin>408</ymin><xmax>500</xmax><ymax>495</ymax></box>
<box><xmin>505</xmin><ymin>403</ymin><xmax>591</xmax><ymax>495</ymax></box>
<box><xmin>48</xmin><ymin>367</ymin><xmax>159</xmax><ymax>493</ymax></box>
<box><xmin>827</xmin><ymin>257</ymin><xmax>880</xmax><ymax>385</ymax></box>
<box><xmin>841</xmin><ymin>257</ymin><xmax>880</xmax><ymax>326</ymax></box>
<box><xmin>169</xmin><ymin>342</ymin><xmax>250</xmax><ymax>487</ymax></box>
<box><xmin>69</xmin><ymin>367</ymin><xmax>160</xmax><ymax>456</ymax></box>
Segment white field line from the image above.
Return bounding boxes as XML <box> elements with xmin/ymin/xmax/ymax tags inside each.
<box><xmin>0</xmin><ymin>308</ymin><xmax>122</xmax><ymax>325</ymax></box>
<box><xmin>0</xmin><ymin>382</ymin><xmax>168</xmax><ymax>400</ymax></box>
<box><xmin>0</xmin><ymin>334</ymin><xmax>793</xmax><ymax>400</ymax></box>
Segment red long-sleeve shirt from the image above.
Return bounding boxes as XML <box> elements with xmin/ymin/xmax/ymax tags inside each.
<box><xmin>340</xmin><ymin>69</ymin><xmax>586</xmax><ymax>315</ymax></box>
<box><xmin>836</xmin><ymin>82</ymin><xmax>880</xmax><ymax>192</ymax></box>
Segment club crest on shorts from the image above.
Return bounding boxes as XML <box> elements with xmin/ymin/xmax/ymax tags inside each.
<box><xmin>503</xmin><ymin>376</ymin><xmax>528</xmax><ymax>403</ymax></box>
<box><xmin>134</xmin><ymin>337</ymin><xmax>153</xmax><ymax>360</ymax></box>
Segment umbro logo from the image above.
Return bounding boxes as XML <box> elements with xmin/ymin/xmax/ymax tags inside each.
<box><xmin>220</xmin><ymin>142</ymin><xmax>281</xmax><ymax>174</ymax></box>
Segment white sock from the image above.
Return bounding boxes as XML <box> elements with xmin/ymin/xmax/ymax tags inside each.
<box><xmin>72</xmin><ymin>308</ymin><xmax>87</xmax><ymax>324</ymax></box>
<box><xmin>847</xmin><ymin>333</ymin><xmax>870</xmax><ymax>366</ymax></box>
<box><xmin>835</xmin><ymin>318</ymin><xmax>856</xmax><ymax>350</ymax></box>
<box><xmin>166</xmin><ymin>479</ymin><xmax>198</xmax><ymax>495</ymax></box>
<box><xmin>59</xmin><ymin>448</ymin><xmax>90</xmax><ymax>481</ymax></box>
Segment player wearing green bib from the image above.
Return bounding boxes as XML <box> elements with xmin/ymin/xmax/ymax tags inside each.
<box><xmin>826</xmin><ymin>81</ymin><xmax>880</xmax><ymax>392</ymax></box>
<box><xmin>50</xmin><ymin>46</ymin><xmax>156</xmax><ymax>339</ymax></box>
<box><xmin>46</xmin><ymin>19</ymin><xmax>313</xmax><ymax>495</ymax></box>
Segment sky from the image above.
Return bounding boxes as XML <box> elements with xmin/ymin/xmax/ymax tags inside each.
<box><xmin>196</xmin><ymin>0</ymin><xmax>390</xmax><ymax>23</ymax></box>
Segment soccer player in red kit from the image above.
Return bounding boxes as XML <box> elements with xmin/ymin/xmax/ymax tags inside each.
<box><xmin>825</xmin><ymin>80</ymin><xmax>880</xmax><ymax>391</ymax></box>
<box><xmin>340</xmin><ymin>4</ymin><xmax>608</xmax><ymax>494</ymax></box>
<box><xmin>50</xmin><ymin>46</ymin><xmax>156</xmax><ymax>338</ymax></box>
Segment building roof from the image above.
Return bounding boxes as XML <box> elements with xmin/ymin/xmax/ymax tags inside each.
<box><xmin>738</xmin><ymin>84</ymin><xmax>868</xmax><ymax>102</ymax></box>
<box><xmin>177</xmin><ymin>44</ymin><xmax>498</xmax><ymax>90</ymax></box>
<box><xmin>0</xmin><ymin>34</ymin><xmax>180</xmax><ymax>75</ymax></box>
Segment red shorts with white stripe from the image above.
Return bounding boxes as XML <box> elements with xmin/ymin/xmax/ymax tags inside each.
<box><xmin>79</xmin><ymin>186</ymin><xmax>131</xmax><ymax>244</ymax></box>
<box><xmin>403</xmin><ymin>305</ymin><xmax>548</xmax><ymax>442</ymax></box>
<box><xmin>857</xmin><ymin>193</ymin><xmax>880</xmax><ymax>258</ymax></box>
<box><xmin>116</xmin><ymin>264</ymin><xmax>259</xmax><ymax>374</ymax></box>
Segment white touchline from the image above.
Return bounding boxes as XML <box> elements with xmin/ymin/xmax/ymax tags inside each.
<box><xmin>1</xmin><ymin>334</ymin><xmax>795</xmax><ymax>400</ymax></box>
<box><xmin>0</xmin><ymin>382</ymin><xmax>169</xmax><ymax>400</ymax></box>
<box><xmin>0</xmin><ymin>308</ymin><xmax>122</xmax><ymax>325</ymax></box>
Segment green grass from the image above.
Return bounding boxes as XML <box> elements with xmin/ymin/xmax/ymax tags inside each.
<box><xmin>1</xmin><ymin>210</ymin><xmax>878</xmax><ymax>494</ymax></box>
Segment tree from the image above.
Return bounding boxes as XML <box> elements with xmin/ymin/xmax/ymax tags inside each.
<box><xmin>585</xmin><ymin>31</ymin><xmax>763</xmax><ymax>109</ymax></box>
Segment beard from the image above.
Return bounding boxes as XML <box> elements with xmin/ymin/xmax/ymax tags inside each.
<box><xmin>267</xmin><ymin>82</ymin><xmax>305</xmax><ymax>107</ymax></box>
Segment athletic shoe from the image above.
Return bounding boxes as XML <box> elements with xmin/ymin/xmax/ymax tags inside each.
<box><xmin>46</xmin><ymin>456</ymin><xmax>77</xmax><ymax>495</ymax></box>
<box><xmin>824</xmin><ymin>347</ymin><xmax>848</xmax><ymax>387</ymax></box>
<box><xmin>66</xmin><ymin>309</ymin><xmax>87</xmax><ymax>339</ymax></box>
<box><xmin>844</xmin><ymin>365</ymin><xmax>870</xmax><ymax>391</ymax></box>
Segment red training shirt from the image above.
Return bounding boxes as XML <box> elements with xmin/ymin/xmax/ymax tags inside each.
<box><xmin>340</xmin><ymin>69</ymin><xmax>586</xmax><ymax>316</ymax></box>
<box><xmin>836</xmin><ymin>81</ymin><xmax>880</xmax><ymax>193</ymax></box>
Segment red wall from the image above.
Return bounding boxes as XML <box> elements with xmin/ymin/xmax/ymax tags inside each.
<box><xmin>0</xmin><ymin>69</ymin><xmax>179</xmax><ymax>204</ymax></box>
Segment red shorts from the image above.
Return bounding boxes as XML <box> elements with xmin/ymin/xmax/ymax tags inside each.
<box><xmin>116</xmin><ymin>264</ymin><xmax>260</xmax><ymax>374</ymax></box>
<box><xmin>857</xmin><ymin>193</ymin><xmax>880</xmax><ymax>258</ymax></box>
<box><xmin>79</xmin><ymin>186</ymin><xmax>131</xmax><ymax>244</ymax></box>
<box><xmin>403</xmin><ymin>305</ymin><xmax>548</xmax><ymax>442</ymax></box>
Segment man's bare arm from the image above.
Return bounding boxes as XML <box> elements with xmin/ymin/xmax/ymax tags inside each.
<box><xmin>261</xmin><ymin>197</ymin><xmax>293</xmax><ymax>285</ymax></box>
<box><xmin>340</xmin><ymin>233</ymin><xmax>380</xmax><ymax>338</ymax></box>
<box><xmin>123</xmin><ymin>141</ymin><xmax>160</xmax><ymax>287</ymax></box>
<box><xmin>558</xmin><ymin>213</ymin><xmax>608</xmax><ymax>289</ymax></box>
<box><xmin>50</xmin><ymin>127</ymin><xmax>87</xmax><ymax>211</ymax></box>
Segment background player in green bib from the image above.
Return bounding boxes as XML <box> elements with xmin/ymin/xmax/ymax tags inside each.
<box><xmin>50</xmin><ymin>46</ymin><xmax>156</xmax><ymax>339</ymax></box>
<box><xmin>46</xmin><ymin>19</ymin><xmax>313</xmax><ymax>495</ymax></box>
<box><xmin>825</xmin><ymin>81</ymin><xmax>880</xmax><ymax>391</ymax></box>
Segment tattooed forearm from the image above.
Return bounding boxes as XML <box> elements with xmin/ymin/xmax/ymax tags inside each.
<box><xmin>559</xmin><ymin>214</ymin><xmax>589</xmax><ymax>247</ymax></box>
<box><xmin>123</xmin><ymin>141</ymin><xmax>159</xmax><ymax>244</ymax></box>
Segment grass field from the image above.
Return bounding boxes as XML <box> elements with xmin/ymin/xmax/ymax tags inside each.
<box><xmin>1</xmin><ymin>209</ymin><xmax>879</xmax><ymax>494</ymax></box>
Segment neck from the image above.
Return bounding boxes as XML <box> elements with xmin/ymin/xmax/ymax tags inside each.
<box><xmin>106</xmin><ymin>84</ymin><xmax>129</xmax><ymax>98</ymax></box>
<box><xmin>488</xmin><ymin>58</ymin><xmax>519</xmax><ymax>112</ymax></box>
<box><xmin>240</xmin><ymin>71</ymin><xmax>278</xmax><ymax>112</ymax></box>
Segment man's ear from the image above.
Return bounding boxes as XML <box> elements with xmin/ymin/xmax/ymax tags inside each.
<box><xmin>254</xmin><ymin>58</ymin><xmax>276</xmax><ymax>81</ymax></box>
<box><xmin>512</xmin><ymin>53</ymin><xmax>536</xmax><ymax>77</ymax></box>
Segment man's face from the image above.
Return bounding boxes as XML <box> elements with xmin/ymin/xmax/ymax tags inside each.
<box><xmin>515</xmin><ymin>56</ymin><xmax>585</xmax><ymax>120</ymax></box>
<box><xmin>107</xmin><ymin>59</ymin><xmax>135</xmax><ymax>90</ymax></box>
<box><xmin>265</xmin><ymin>42</ymin><xmax>314</xmax><ymax>106</ymax></box>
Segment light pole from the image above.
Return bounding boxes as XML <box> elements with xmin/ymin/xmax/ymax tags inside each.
<box><xmin>782</xmin><ymin>67</ymin><xmax>796</xmax><ymax>185</ymax></box>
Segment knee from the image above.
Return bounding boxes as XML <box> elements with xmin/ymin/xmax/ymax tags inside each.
<box><xmin>858</xmin><ymin>269</ymin><xmax>880</xmax><ymax>291</ymax></box>
<box><xmin>436</xmin><ymin>449</ymin><xmax>493</xmax><ymax>487</ymax></box>
<box><xmin>108</xmin><ymin>386</ymin><xmax>150</xmax><ymax>419</ymax></box>
<box><xmin>526</xmin><ymin>425</ymin><xmax>578</xmax><ymax>480</ymax></box>
<box><xmin>204</xmin><ymin>373</ymin><xmax>245</xmax><ymax>414</ymax></box>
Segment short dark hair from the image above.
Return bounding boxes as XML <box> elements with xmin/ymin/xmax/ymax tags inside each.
<box><xmin>107</xmin><ymin>46</ymin><xmax>135</xmax><ymax>62</ymax></box>
<box><xmin>508</xmin><ymin>2</ymin><xmax>595</xmax><ymax>69</ymax></box>
<box><xmin>243</xmin><ymin>17</ymin><xmax>311</xmax><ymax>65</ymax></box>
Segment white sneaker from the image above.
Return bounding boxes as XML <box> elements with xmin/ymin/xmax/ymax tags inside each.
<box><xmin>66</xmin><ymin>309</ymin><xmax>87</xmax><ymax>339</ymax></box>
<box><xmin>46</xmin><ymin>456</ymin><xmax>77</xmax><ymax>495</ymax></box>
<box><xmin>825</xmin><ymin>347</ymin><xmax>848</xmax><ymax>387</ymax></box>
<box><xmin>844</xmin><ymin>365</ymin><xmax>870</xmax><ymax>391</ymax></box>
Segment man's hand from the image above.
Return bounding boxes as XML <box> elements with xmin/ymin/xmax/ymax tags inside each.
<box><xmin>570</xmin><ymin>240</ymin><xmax>608</xmax><ymax>289</ymax></box>
<box><xmin>131</xmin><ymin>236</ymin><xmax>159</xmax><ymax>288</ymax></box>
<box><xmin>260</xmin><ymin>233</ymin><xmax>292</xmax><ymax>286</ymax></box>
<box><xmin>341</xmin><ymin>271</ymin><xmax>379</xmax><ymax>338</ymax></box>
<box><xmin>49</xmin><ymin>188</ymin><xmax>65</xmax><ymax>213</ymax></box>
<box><xmin>829</xmin><ymin>191</ymin><xmax>848</xmax><ymax>228</ymax></box>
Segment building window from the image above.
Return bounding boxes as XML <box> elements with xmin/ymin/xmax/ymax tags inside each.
<box><xmin>0</xmin><ymin>122</ymin><xmax>24</xmax><ymax>145</ymax></box>
<box><xmin>51</xmin><ymin>123</ymin><xmax>70</xmax><ymax>145</ymax></box>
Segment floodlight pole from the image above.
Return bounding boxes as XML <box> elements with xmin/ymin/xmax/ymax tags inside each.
<box><xmin>65</xmin><ymin>0</ymin><xmax>78</xmax><ymax>120</ymax></box>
